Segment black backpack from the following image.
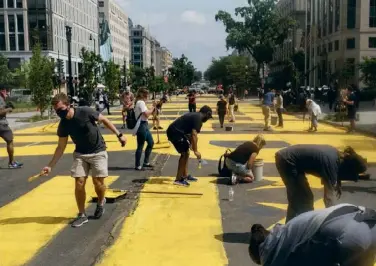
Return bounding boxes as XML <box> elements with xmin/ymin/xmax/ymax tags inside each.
<box><xmin>126</xmin><ymin>109</ymin><xmax>142</xmax><ymax>129</ymax></box>
<box><xmin>218</xmin><ymin>149</ymin><xmax>232</xmax><ymax>177</ymax></box>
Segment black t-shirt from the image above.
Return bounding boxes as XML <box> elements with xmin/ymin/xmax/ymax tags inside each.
<box><xmin>227</xmin><ymin>141</ymin><xmax>259</xmax><ymax>164</ymax></box>
<box><xmin>217</xmin><ymin>100</ymin><xmax>227</xmax><ymax>113</ymax></box>
<box><xmin>167</xmin><ymin>112</ymin><xmax>202</xmax><ymax>140</ymax></box>
<box><xmin>277</xmin><ymin>144</ymin><xmax>340</xmax><ymax>187</ymax></box>
<box><xmin>347</xmin><ymin>93</ymin><xmax>356</xmax><ymax>114</ymax></box>
<box><xmin>57</xmin><ymin>107</ymin><xmax>106</xmax><ymax>154</ymax></box>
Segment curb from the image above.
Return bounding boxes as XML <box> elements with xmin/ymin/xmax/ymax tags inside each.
<box><xmin>11</xmin><ymin>118</ymin><xmax>59</xmax><ymax>132</ymax></box>
<box><xmin>319</xmin><ymin>119</ymin><xmax>376</xmax><ymax>138</ymax></box>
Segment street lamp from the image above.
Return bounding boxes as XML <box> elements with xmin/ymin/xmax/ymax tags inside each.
<box><xmin>65</xmin><ymin>19</ymin><xmax>74</xmax><ymax>98</ymax></box>
<box><xmin>123</xmin><ymin>57</ymin><xmax>127</xmax><ymax>90</ymax></box>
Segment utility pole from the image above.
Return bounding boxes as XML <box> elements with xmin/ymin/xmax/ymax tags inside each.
<box><xmin>304</xmin><ymin>0</ymin><xmax>308</xmax><ymax>88</ymax></box>
<box><xmin>65</xmin><ymin>23</ymin><xmax>74</xmax><ymax>98</ymax></box>
<box><xmin>123</xmin><ymin>58</ymin><xmax>127</xmax><ymax>90</ymax></box>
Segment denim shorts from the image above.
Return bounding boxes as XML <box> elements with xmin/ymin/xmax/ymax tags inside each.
<box><xmin>225</xmin><ymin>158</ymin><xmax>253</xmax><ymax>177</ymax></box>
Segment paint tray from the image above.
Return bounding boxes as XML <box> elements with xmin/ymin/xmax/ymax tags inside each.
<box><xmin>91</xmin><ymin>189</ymin><xmax>127</xmax><ymax>203</ymax></box>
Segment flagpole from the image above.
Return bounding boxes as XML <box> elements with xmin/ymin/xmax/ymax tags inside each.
<box><xmin>304</xmin><ymin>0</ymin><xmax>308</xmax><ymax>88</ymax></box>
<box><xmin>313</xmin><ymin>0</ymin><xmax>317</xmax><ymax>89</ymax></box>
<box><xmin>309</xmin><ymin>0</ymin><xmax>313</xmax><ymax>87</ymax></box>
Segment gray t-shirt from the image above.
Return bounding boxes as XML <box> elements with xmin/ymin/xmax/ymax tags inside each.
<box><xmin>0</xmin><ymin>96</ymin><xmax>8</xmax><ymax>125</ymax></box>
<box><xmin>57</xmin><ymin>107</ymin><xmax>106</xmax><ymax>154</ymax></box>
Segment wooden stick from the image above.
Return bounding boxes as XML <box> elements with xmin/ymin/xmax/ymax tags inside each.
<box><xmin>28</xmin><ymin>173</ymin><xmax>43</xmax><ymax>182</ymax></box>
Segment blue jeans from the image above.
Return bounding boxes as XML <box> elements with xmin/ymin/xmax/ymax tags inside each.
<box><xmin>135</xmin><ymin>122</ymin><xmax>154</xmax><ymax>167</ymax></box>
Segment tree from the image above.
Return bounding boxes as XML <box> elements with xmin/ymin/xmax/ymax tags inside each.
<box><xmin>79</xmin><ymin>47</ymin><xmax>102</xmax><ymax>103</ymax></box>
<box><xmin>168</xmin><ymin>54</ymin><xmax>196</xmax><ymax>88</ymax></box>
<box><xmin>339</xmin><ymin>60</ymin><xmax>356</xmax><ymax>87</ymax></box>
<box><xmin>215</xmin><ymin>0</ymin><xmax>295</xmax><ymax>78</ymax></box>
<box><xmin>193</xmin><ymin>70</ymin><xmax>202</xmax><ymax>82</ymax></box>
<box><xmin>13</xmin><ymin>60</ymin><xmax>30</xmax><ymax>89</ymax></box>
<box><xmin>103</xmin><ymin>60</ymin><xmax>121</xmax><ymax>104</ymax></box>
<box><xmin>27</xmin><ymin>43</ymin><xmax>54</xmax><ymax>116</ymax></box>
<box><xmin>129</xmin><ymin>65</ymin><xmax>146</xmax><ymax>90</ymax></box>
<box><xmin>0</xmin><ymin>54</ymin><xmax>12</xmax><ymax>85</ymax></box>
<box><xmin>359</xmin><ymin>57</ymin><xmax>376</xmax><ymax>89</ymax></box>
<box><xmin>205</xmin><ymin>57</ymin><xmax>233</xmax><ymax>89</ymax></box>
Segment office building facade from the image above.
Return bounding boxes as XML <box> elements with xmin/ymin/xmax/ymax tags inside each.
<box><xmin>129</xmin><ymin>24</ymin><xmax>153</xmax><ymax>69</ymax></box>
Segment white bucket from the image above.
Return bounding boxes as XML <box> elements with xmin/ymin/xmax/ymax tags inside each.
<box><xmin>252</xmin><ymin>159</ymin><xmax>264</xmax><ymax>181</ymax></box>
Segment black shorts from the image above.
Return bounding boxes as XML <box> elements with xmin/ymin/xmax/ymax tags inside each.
<box><xmin>347</xmin><ymin>109</ymin><xmax>356</xmax><ymax>120</ymax></box>
<box><xmin>0</xmin><ymin>124</ymin><xmax>13</xmax><ymax>143</ymax></box>
<box><xmin>167</xmin><ymin>128</ymin><xmax>190</xmax><ymax>154</ymax></box>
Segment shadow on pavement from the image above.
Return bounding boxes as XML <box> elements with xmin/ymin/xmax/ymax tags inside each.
<box><xmin>342</xmin><ymin>185</ymin><xmax>376</xmax><ymax>195</ymax></box>
<box><xmin>0</xmin><ymin>216</ymin><xmax>72</xmax><ymax>225</ymax></box>
<box><xmin>215</xmin><ymin>232</ymin><xmax>250</xmax><ymax>244</ymax></box>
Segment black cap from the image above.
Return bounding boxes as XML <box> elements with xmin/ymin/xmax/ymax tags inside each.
<box><xmin>199</xmin><ymin>105</ymin><xmax>213</xmax><ymax>119</ymax></box>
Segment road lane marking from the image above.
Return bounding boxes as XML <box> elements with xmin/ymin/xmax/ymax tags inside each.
<box><xmin>0</xmin><ymin>175</ymin><xmax>119</xmax><ymax>266</ymax></box>
<box><xmin>98</xmin><ymin>177</ymin><xmax>228</xmax><ymax>266</ymax></box>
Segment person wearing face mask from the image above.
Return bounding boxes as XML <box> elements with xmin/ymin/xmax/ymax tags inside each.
<box><xmin>0</xmin><ymin>85</ymin><xmax>23</xmax><ymax>169</ymax></box>
<box><xmin>166</xmin><ymin>105</ymin><xmax>213</xmax><ymax>186</ymax></box>
<box><xmin>41</xmin><ymin>93</ymin><xmax>126</xmax><ymax>228</ymax></box>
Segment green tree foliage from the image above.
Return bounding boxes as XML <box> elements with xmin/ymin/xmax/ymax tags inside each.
<box><xmin>359</xmin><ymin>57</ymin><xmax>376</xmax><ymax>89</ymax></box>
<box><xmin>79</xmin><ymin>47</ymin><xmax>102</xmax><ymax>103</ymax></box>
<box><xmin>340</xmin><ymin>60</ymin><xmax>355</xmax><ymax>87</ymax></box>
<box><xmin>27</xmin><ymin>43</ymin><xmax>54</xmax><ymax>116</ymax></box>
<box><xmin>168</xmin><ymin>54</ymin><xmax>195</xmax><ymax>88</ymax></box>
<box><xmin>129</xmin><ymin>65</ymin><xmax>146</xmax><ymax>90</ymax></box>
<box><xmin>205</xmin><ymin>56</ymin><xmax>234</xmax><ymax>89</ymax></box>
<box><xmin>215</xmin><ymin>0</ymin><xmax>295</xmax><ymax>77</ymax></box>
<box><xmin>103</xmin><ymin>60</ymin><xmax>121</xmax><ymax>104</ymax></box>
<box><xmin>193</xmin><ymin>70</ymin><xmax>202</xmax><ymax>82</ymax></box>
<box><xmin>13</xmin><ymin>60</ymin><xmax>30</xmax><ymax>89</ymax></box>
<box><xmin>0</xmin><ymin>54</ymin><xmax>12</xmax><ymax>85</ymax></box>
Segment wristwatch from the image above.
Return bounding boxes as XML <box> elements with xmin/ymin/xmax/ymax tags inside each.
<box><xmin>117</xmin><ymin>133</ymin><xmax>123</xmax><ymax>139</ymax></box>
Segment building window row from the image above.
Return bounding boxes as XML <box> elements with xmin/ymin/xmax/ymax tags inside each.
<box><xmin>371</xmin><ymin>0</ymin><xmax>376</xmax><ymax>27</ymax></box>
<box><xmin>0</xmin><ymin>0</ymin><xmax>23</xmax><ymax>8</ymax></box>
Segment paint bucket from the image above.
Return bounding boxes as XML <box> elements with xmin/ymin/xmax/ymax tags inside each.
<box><xmin>271</xmin><ymin>115</ymin><xmax>278</xmax><ymax>126</ymax></box>
<box><xmin>252</xmin><ymin>159</ymin><xmax>264</xmax><ymax>181</ymax></box>
<box><xmin>225</xmin><ymin>126</ymin><xmax>233</xmax><ymax>131</ymax></box>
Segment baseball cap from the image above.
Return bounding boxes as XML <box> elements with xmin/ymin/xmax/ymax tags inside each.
<box><xmin>199</xmin><ymin>105</ymin><xmax>213</xmax><ymax>119</ymax></box>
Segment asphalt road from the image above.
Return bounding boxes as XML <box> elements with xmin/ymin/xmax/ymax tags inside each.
<box><xmin>1</xmin><ymin>95</ymin><xmax>376</xmax><ymax>266</ymax></box>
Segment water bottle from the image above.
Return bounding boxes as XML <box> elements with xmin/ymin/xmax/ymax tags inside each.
<box><xmin>228</xmin><ymin>187</ymin><xmax>234</xmax><ymax>201</ymax></box>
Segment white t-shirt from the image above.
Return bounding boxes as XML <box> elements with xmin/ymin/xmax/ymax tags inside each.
<box><xmin>135</xmin><ymin>100</ymin><xmax>148</xmax><ymax>122</ymax></box>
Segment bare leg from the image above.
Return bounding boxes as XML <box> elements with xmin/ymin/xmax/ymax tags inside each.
<box><xmin>177</xmin><ymin>152</ymin><xmax>189</xmax><ymax>180</ymax></box>
<box><xmin>92</xmin><ymin>177</ymin><xmax>106</xmax><ymax>205</ymax></box>
<box><xmin>75</xmin><ymin>177</ymin><xmax>87</xmax><ymax>214</ymax></box>
<box><xmin>6</xmin><ymin>141</ymin><xmax>14</xmax><ymax>164</ymax></box>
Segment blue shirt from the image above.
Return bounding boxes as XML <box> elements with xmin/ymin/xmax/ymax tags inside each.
<box><xmin>263</xmin><ymin>92</ymin><xmax>275</xmax><ymax>106</ymax></box>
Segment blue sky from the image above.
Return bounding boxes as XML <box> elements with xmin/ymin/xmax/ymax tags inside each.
<box><xmin>115</xmin><ymin>0</ymin><xmax>248</xmax><ymax>72</ymax></box>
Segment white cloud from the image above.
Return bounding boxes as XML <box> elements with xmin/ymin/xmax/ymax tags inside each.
<box><xmin>180</xmin><ymin>10</ymin><xmax>206</xmax><ymax>25</ymax></box>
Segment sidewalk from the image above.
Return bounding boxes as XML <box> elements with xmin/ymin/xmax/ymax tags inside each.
<box><xmin>319</xmin><ymin>101</ymin><xmax>376</xmax><ymax>136</ymax></box>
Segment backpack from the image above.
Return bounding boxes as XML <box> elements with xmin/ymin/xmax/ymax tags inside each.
<box><xmin>125</xmin><ymin>109</ymin><xmax>142</xmax><ymax>129</ymax></box>
<box><xmin>218</xmin><ymin>149</ymin><xmax>232</xmax><ymax>177</ymax></box>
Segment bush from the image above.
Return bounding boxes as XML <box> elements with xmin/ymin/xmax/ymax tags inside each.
<box><xmin>324</xmin><ymin>112</ymin><xmax>348</xmax><ymax>122</ymax></box>
<box><xmin>16</xmin><ymin>115</ymin><xmax>50</xmax><ymax>123</ymax></box>
<box><xmin>359</xmin><ymin>89</ymin><xmax>376</xmax><ymax>101</ymax></box>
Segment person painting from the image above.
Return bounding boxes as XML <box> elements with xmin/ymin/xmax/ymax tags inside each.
<box><xmin>187</xmin><ymin>90</ymin><xmax>197</xmax><ymax>112</ymax></box>
<box><xmin>134</xmin><ymin>88</ymin><xmax>155</xmax><ymax>171</ymax></box>
<box><xmin>275</xmin><ymin>144</ymin><xmax>367</xmax><ymax>222</ymax></box>
<box><xmin>343</xmin><ymin>85</ymin><xmax>357</xmax><ymax>133</ymax></box>
<box><xmin>42</xmin><ymin>93</ymin><xmax>126</xmax><ymax>228</ymax></box>
<box><xmin>216</xmin><ymin>95</ymin><xmax>227</xmax><ymax>128</ymax></box>
<box><xmin>0</xmin><ymin>85</ymin><xmax>23</xmax><ymax>168</ymax></box>
<box><xmin>249</xmin><ymin>204</ymin><xmax>376</xmax><ymax>266</ymax></box>
<box><xmin>225</xmin><ymin>135</ymin><xmax>266</xmax><ymax>185</ymax></box>
<box><xmin>261</xmin><ymin>89</ymin><xmax>275</xmax><ymax>131</ymax></box>
<box><xmin>306</xmin><ymin>99</ymin><xmax>321</xmax><ymax>132</ymax></box>
<box><xmin>120</xmin><ymin>88</ymin><xmax>134</xmax><ymax>129</ymax></box>
<box><xmin>166</xmin><ymin>105</ymin><xmax>213</xmax><ymax>186</ymax></box>
<box><xmin>275</xmin><ymin>90</ymin><xmax>283</xmax><ymax>128</ymax></box>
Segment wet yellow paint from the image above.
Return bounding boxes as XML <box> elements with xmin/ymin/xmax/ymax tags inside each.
<box><xmin>98</xmin><ymin>177</ymin><xmax>227</xmax><ymax>266</ymax></box>
<box><xmin>0</xmin><ymin>175</ymin><xmax>119</xmax><ymax>266</ymax></box>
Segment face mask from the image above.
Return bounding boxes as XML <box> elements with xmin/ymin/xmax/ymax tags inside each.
<box><xmin>56</xmin><ymin>108</ymin><xmax>69</xmax><ymax>119</ymax></box>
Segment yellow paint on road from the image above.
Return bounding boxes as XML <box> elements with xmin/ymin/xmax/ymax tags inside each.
<box><xmin>98</xmin><ymin>177</ymin><xmax>227</xmax><ymax>266</ymax></box>
<box><xmin>0</xmin><ymin>175</ymin><xmax>119</xmax><ymax>266</ymax></box>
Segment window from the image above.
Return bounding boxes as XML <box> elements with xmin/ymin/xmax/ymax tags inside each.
<box><xmin>98</xmin><ymin>1</ymin><xmax>104</xmax><ymax>7</ymax></box>
<box><xmin>7</xmin><ymin>0</ymin><xmax>14</xmax><ymax>8</ymax></box>
<box><xmin>329</xmin><ymin>42</ymin><xmax>333</xmax><ymax>52</ymax></box>
<box><xmin>335</xmin><ymin>0</ymin><xmax>340</xmax><ymax>31</ymax></box>
<box><xmin>0</xmin><ymin>0</ymin><xmax>3</xmax><ymax>8</ymax></box>
<box><xmin>133</xmin><ymin>31</ymin><xmax>141</xmax><ymax>37</ymax></box>
<box><xmin>0</xmin><ymin>15</ymin><xmax>4</xmax><ymax>32</ymax></box>
<box><xmin>347</xmin><ymin>0</ymin><xmax>356</xmax><ymax>29</ymax></box>
<box><xmin>17</xmin><ymin>15</ymin><xmax>23</xmax><ymax>32</ymax></box>
<box><xmin>371</xmin><ymin>0</ymin><xmax>376</xmax><ymax>27</ymax></box>
<box><xmin>18</xmin><ymin>34</ymin><xmax>24</xmax><ymax>50</ymax></box>
<box><xmin>347</xmin><ymin>38</ymin><xmax>355</xmax><ymax>49</ymax></box>
<box><xmin>8</xmin><ymin>14</ymin><xmax>15</xmax><ymax>32</ymax></box>
<box><xmin>16</xmin><ymin>0</ymin><xmax>22</xmax><ymax>8</ymax></box>
<box><xmin>335</xmin><ymin>40</ymin><xmax>339</xmax><ymax>50</ymax></box>
<box><xmin>133</xmin><ymin>46</ymin><xmax>142</xmax><ymax>53</ymax></box>
<box><xmin>133</xmin><ymin>54</ymin><xmax>141</xmax><ymax>60</ymax></box>
<box><xmin>9</xmin><ymin>34</ymin><xmax>16</xmax><ymax>50</ymax></box>
<box><xmin>369</xmin><ymin>37</ymin><xmax>376</xmax><ymax>48</ymax></box>
<box><xmin>329</xmin><ymin>0</ymin><xmax>334</xmax><ymax>34</ymax></box>
<box><xmin>133</xmin><ymin>38</ymin><xmax>141</xmax><ymax>44</ymax></box>
<box><xmin>0</xmin><ymin>34</ymin><xmax>5</xmax><ymax>50</ymax></box>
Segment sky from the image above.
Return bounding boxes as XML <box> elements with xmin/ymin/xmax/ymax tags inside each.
<box><xmin>114</xmin><ymin>0</ymin><xmax>248</xmax><ymax>72</ymax></box>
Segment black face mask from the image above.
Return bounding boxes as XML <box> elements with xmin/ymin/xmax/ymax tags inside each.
<box><xmin>56</xmin><ymin>108</ymin><xmax>69</xmax><ymax>119</ymax></box>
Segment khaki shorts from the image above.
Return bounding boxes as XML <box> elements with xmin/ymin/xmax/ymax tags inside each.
<box><xmin>71</xmin><ymin>151</ymin><xmax>108</xmax><ymax>178</ymax></box>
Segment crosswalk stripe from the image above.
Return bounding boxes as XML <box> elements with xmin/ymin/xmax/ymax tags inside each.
<box><xmin>0</xmin><ymin>175</ymin><xmax>119</xmax><ymax>266</ymax></box>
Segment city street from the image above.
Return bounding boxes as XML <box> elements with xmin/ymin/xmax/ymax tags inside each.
<box><xmin>1</xmin><ymin>94</ymin><xmax>376</xmax><ymax>266</ymax></box>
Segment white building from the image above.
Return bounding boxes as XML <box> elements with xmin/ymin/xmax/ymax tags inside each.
<box><xmin>98</xmin><ymin>0</ymin><xmax>130</xmax><ymax>66</ymax></box>
<box><xmin>0</xmin><ymin>0</ymin><xmax>98</xmax><ymax>79</ymax></box>
<box><xmin>130</xmin><ymin>24</ymin><xmax>153</xmax><ymax>68</ymax></box>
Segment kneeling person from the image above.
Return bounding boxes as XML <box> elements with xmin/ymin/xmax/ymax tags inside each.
<box><xmin>167</xmin><ymin>105</ymin><xmax>213</xmax><ymax>186</ymax></box>
<box><xmin>225</xmin><ymin>135</ymin><xmax>266</xmax><ymax>184</ymax></box>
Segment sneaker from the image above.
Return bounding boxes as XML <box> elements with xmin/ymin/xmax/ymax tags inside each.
<box><xmin>186</xmin><ymin>175</ymin><xmax>198</xmax><ymax>182</ymax></box>
<box><xmin>173</xmin><ymin>179</ymin><xmax>190</xmax><ymax>187</ymax></box>
<box><xmin>142</xmin><ymin>163</ymin><xmax>154</xmax><ymax>169</ymax></box>
<box><xmin>9</xmin><ymin>161</ymin><xmax>23</xmax><ymax>169</ymax></box>
<box><xmin>135</xmin><ymin>166</ymin><xmax>144</xmax><ymax>171</ymax></box>
<box><xmin>94</xmin><ymin>198</ymin><xmax>106</xmax><ymax>219</ymax></box>
<box><xmin>71</xmin><ymin>214</ymin><xmax>88</xmax><ymax>228</ymax></box>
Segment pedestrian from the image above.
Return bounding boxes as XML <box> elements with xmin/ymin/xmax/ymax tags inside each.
<box><xmin>134</xmin><ymin>88</ymin><xmax>155</xmax><ymax>171</ymax></box>
<box><xmin>216</xmin><ymin>95</ymin><xmax>227</xmax><ymax>128</ymax></box>
<box><xmin>249</xmin><ymin>204</ymin><xmax>376</xmax><ymax>266</ymax></box>
<box><xmin>275</xmin><ymin>144</ymin><xmax>367</xmax><ymax>223</ymax></box>
<box><xmin>343</xmin><ymin>85</ymin><xmax>357</xmax><ymax>133</ymax></box>
<box><xmin>41</xmin><ymin>92</ymin><xmax>126</xmax><ymax>228</ymax></box>
<box><xmin>187</xmin><ymin>90</ymin><xmax>197</xmax><ymax>112</ymax></box>
<box><xmin>152</xmin><ymin>98</ymin><xmax>166</xmax><ymax>130</ymax></box>
<box><xmin>227</xmin><ymin>90</ymin><xmax>236</xmax><ymax>122</ymax></box>
<box><xmin>225</xmin><ymin>134</ymin><xmax>266</xmax><ymax>185</ymax></box>
<box><xmin>275</xmin><ymin>90</ymin><xmax>284</xmax><ymax>128</ymax></box>
<box><xmin>306</xmin><ymin>99</ymin><xmax>321</xmax><ymax>132</ymax></box>
<box><xmin>261</xmin><ymin>88</ymin><xmax>275</xmax><ymax>131</ymax></box>
<box><xmin>95</xmin><ymin>88</ymin><xmax>104</xmax><ymax>112</ymax></box>
<box><xmin>166</xmin><ymin>105</ymin><xmax>213</xmax><ymax>186</ymax></box>
<box><xmin>120</xmin><ymin>88</ymin><xmax>134</xmax><ymax>129</ymax></box>
<box><xmin>103</xmin><ymin>89</ymin><xmax>111</xmax><ymax>115</ymax></box>
<box><xmin>0</xmin><ymin>86</ymin><xmax>23</xmax><ymax>169</ymax></box>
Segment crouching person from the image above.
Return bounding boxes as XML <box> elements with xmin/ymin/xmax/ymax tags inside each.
<box><xmin>249</xmin><ymin>204</ymin><xmax>376</xmax><ymax>266</ymax></box>
<box><xmin>225</xmin><ymin>134</ymin><xmax>266</xmax><ymax>185</ymax></box>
